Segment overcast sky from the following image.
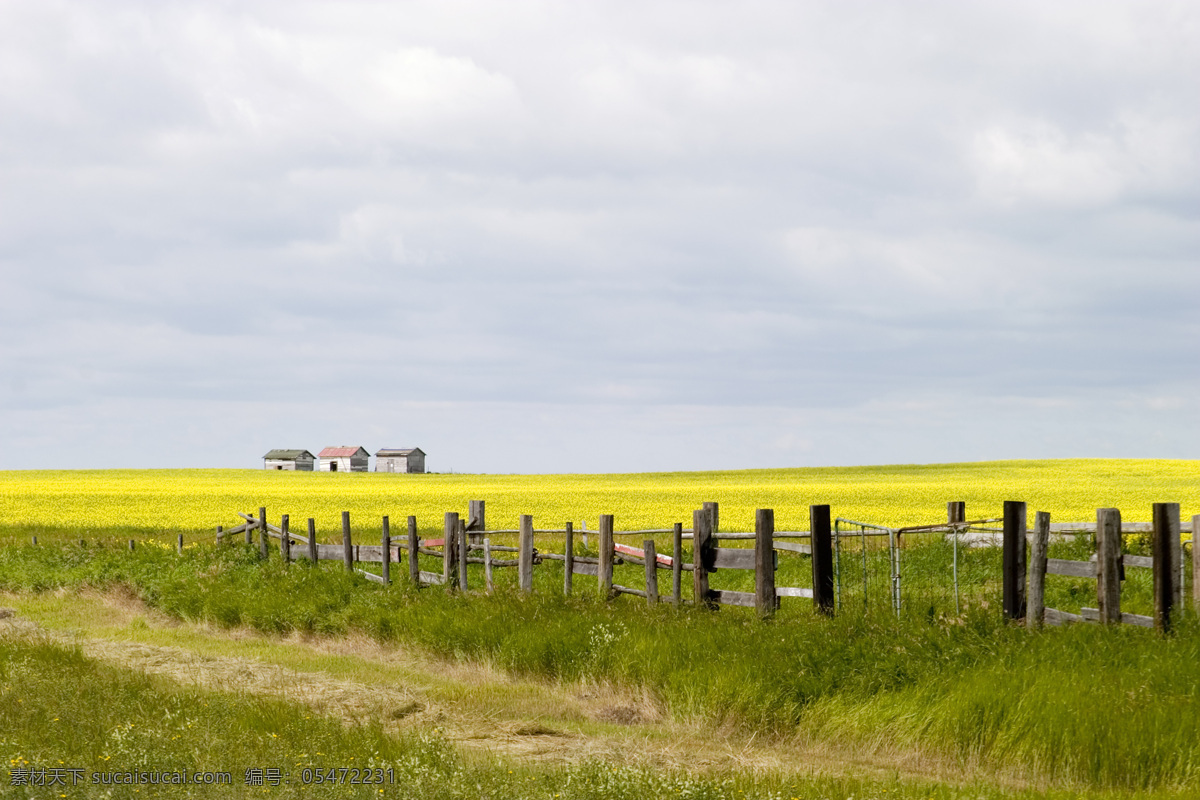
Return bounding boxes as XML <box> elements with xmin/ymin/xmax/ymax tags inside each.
<box><xmin>1</xmin><ymin>1</ymin><xmax>1197</xmax><ymax>473</ymax></box>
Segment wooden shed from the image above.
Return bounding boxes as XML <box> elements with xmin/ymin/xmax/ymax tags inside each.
<box><xmin>262</xmin><ymin>449</ymin><xmax>315</xmax><ymax>471</ymax></box>
<box><xmin>374</xmin><ymin>447</ymin><xmax>426</xmax><ymax>474</ymax></box>
<box><xmin>318</xmin><ymin>446</ymin><xmax>369</xmax><ymax>473</ymax></box>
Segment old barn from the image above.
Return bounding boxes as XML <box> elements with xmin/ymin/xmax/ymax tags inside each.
<box><xmin>374</xmin><ymin>447</ymin><xmax>426</xmax><ymax>473</ymax></box>
<box><xmin>318</xmin><ymin>446</ymin><xmax>369</xmax><ymax>472</ymax></box>
<box><xmin>262</xmin><ymin>449</ymin><xmax>315</xmax><ymax>471</ymax></box>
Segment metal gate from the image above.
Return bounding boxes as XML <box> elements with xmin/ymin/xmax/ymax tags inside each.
<box><xmin>834</xmin><ymin>518</ymin><xmax>1003</xmax><ymax>617</ymax></box>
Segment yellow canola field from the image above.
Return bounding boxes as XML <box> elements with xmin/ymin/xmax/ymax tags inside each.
<box><xmin>1</xmin><ymin>459</ymin><xmax>1197</xmax><ymax>542</ymax></box>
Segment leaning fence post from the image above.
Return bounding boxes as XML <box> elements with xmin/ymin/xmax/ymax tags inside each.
<box><xmin>644</xmin><ymin>539</ymin><xmax>659</xmax><ymax>605</ymax></box>
<box><xmin>598</xmin><ymin>514</ymin><xmax>614</xmax><ymax>598</ymax></box>
<box><xmin>307</xmin><ymin>519</ymin><xmax>318</xmax><ymax>563</ymax></box>
<box><xmin>341</xmin><ymin>511</ymin><xmax>354</xmax><ymax>573</ymax></box>
<box><xmin>483</xmin><ymin>537</ymin><xmax>494</xmax><ymax>592</ymax></box>
<box><xmin>1097</xmin><ymin>507</ymin><xmax>1122</xmax><ymax>624</ymax></box>
<box><xmin>280</xmin><ymin>515</ymin><xmax>290</xmax><ymax>566</ymax></box>
<box><xmin>1153</xmin><ymin>503</ymin><xmax>1181</xmax><ymax>633</ymax></box>
<box><xmin>755</xmin><ymin>508</ymin><xmax>776</xmax><ymax>619</ymax></box>
<box><xmin>1193</xmin><ymin>514</ymin><xmax>1200</xmax><ymax>614</ymax></box>
<box><xmin>457</xmin><ymin>519</ymin><xmax>469</xmax><ymax>592</ymax></box>
<box><xmin>692</xmin><ymin>508</ymin><xmax>712</xmax><ymax>608</ymax></box>
<box><xmin>1002</xmin><ymin>501</ymin><xmax>1027</xmax><ymax>621</ymax></box>
<box><xmin>407</xmin><ymin>516</ymin><xmax>420</xmax><ymax>587</ymax></box>
<box><xmin>443</xmin><ymin>512</ymin><xmax>459</xmax><ymax>590</ymax></box>
<box><xmin>215</xmin><ymin>525</ymin><xmax>223</xmax><ymax>544</ymax></box>
<box><xmin>519</xmin><ymin>515</ymin><xmax>534</xmax><ymax>593</ymax></box>
<box><xmin>563</xmin><ymin>522</ymin><xmax>574</xmax><ymax>596</ymax></box>
<box><xmin>381</xmin><ymin>516</ymin><xmax>391</xmax><ymax>586</ymax></box>
<box><xmin>259</xmin><ymin>507</ymin><xmax>269</xmax><ymax>560</ymax></box>
<box><xmin>1028</xmin><ymin>511</ymin><xmax>1050</xmax><ymax>628</ymax></box>
<box><xmin>704</xmin><ymin>501</ymin><xmax>719</xmax><ymax>535</ymax></box>
<box><xmin>468</xmin><ymin>500</ymin><xmax>486</xmax><ymax>545</ymax></box>
<box><xmin>672</xmin><ymin>522</ymin><xmax>683</xmax><ymax>606</ymax></box>
<box><xmin>811</xmin><ymin>505</ymin><xmax>834</xmax><ymax>615</ymax></box>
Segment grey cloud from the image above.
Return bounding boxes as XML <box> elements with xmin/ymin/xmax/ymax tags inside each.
<box><xmin>2</xmin><ymin>0</ymin><xmax>1197</xmax><ymax>471</ymax></box>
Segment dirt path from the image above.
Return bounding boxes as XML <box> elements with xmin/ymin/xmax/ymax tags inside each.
<box><xmin>0</xmin><ymin>591</ymin><xmax>982</xmax><ymax>785</ymax></box>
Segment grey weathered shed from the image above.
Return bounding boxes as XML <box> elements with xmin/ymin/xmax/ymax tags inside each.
<box><xmin>318</xmin><ymin>446</ymin><xmax>370</xmax><ymax>473</ymax></box>
<box><xmin>263</xmin><ymin>449</ymin><xmax>315</xmax><ymax>471</ymax></box>
<box><xmin>374</xmin><ymin>447</ymin><xmax>426</xmax><ymax>474</ymax></box>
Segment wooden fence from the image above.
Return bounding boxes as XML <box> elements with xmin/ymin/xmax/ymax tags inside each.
<box><xmin>214</xmin><ymin>500</ymin><xmax>1199</xmax><ymax>628</ymax></box>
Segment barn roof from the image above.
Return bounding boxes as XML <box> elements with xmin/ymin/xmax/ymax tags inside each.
<box><xmin>375</xmin><ymin>448</ymin><xmax>424</xmax><ymax>457</ymax></box>
<box><xmin>319</xmin><ymin>446</ymin><xmax>369</xmax><ymax>458</ymax></box>
<box><xmin>263</xmin><ymin>449</ymin><xmax>314</xmax><ymax>460</ymax></box>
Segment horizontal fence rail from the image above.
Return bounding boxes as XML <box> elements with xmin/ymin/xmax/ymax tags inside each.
<box><xmin>195</xmin><ymin>500</ymin><xmax>1200</xmax><ymax>628</ymax></box>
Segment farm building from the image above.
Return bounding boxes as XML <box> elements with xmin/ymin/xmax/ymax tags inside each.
<box><xmin>375</xmin><ymin>447</ymin><xmax>426</xmax><ymax>473</ymax></box>
<box><xmin>318</xmin><ymin>446</ymin><xmax>370</xmax><ymax>473</ymax></box>
<box><xmin>262</xmin><ymin>449</ymin><xmax>315</xmax><ymax>471</ymax></box>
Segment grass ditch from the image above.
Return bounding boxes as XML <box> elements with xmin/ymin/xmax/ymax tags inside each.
<box><xmin>1</xmin><ymin>540</ymin><xmax>1198</xmax><ymax>795</ymax></box>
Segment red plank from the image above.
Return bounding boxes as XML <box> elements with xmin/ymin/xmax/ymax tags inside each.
<box><xmin>614</xmin><ymin>542</ymin><xmax>673</xmax><ymax>566</ymax></box>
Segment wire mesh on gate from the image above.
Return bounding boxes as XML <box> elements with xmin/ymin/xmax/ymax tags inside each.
<box><xmin>833</xmin><ymin>519</ymin><xmax>899</xmax><ymax>616</ymax></box>
<box><xmin>835</xmin><ymin>519</ymin><xmax>1005</xmax><ymax>618</ymax></box>
<box><xmin>893</xmin><ymin>520</ymin><xmax>1005</xmax><ymax>618</ymax></box>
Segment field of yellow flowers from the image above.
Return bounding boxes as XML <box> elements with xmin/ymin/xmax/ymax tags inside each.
<box><xmin>1</xmin><ymin>459</ymin><xmax>1196</xmax><ymax>543</ymax></box>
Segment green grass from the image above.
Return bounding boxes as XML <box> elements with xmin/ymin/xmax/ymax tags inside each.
<box><xmin>2</xmin><ymin>541</ymin><xmax>1199</xmax><ymax>795</ymax></box>
<box><xmin>2</xmin><ymin>628</ymin><xmax>1120</xmax><ymax>799</ymax></box>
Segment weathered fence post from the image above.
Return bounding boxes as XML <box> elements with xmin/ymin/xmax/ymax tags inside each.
<box><xmin>341</xmin><ymin>511</ymin><xmax>354</xmax><ymax>573</ymax></box>
<box><xmin>31</xmin><ymin>536</ymin><xmax>38</xmax><ymax>546</ymax></box>
<box><xmin>176</xmin><ymin>533</ymin><xmax>184</xmax><ymax>555</ymax></box>
<box><xmin>280</xmin><ymin>515</ymin><xmax>290</xmax><ymax>566</ymax></box>
<box><xmin>1028</xmin><ymin>511</ymin><xmax>1050</xmax><ymax>628</ymax></box>
<box><xmin>1193</xmin><ymin>514</ymin><xmax>1200</xmax><ymax>614</ymax></box>
<box><xmin>704</xmin><ymin>501</ymin><xmax>719</xmax><ymax>535</ymax></box>
<box><xmin>128</xmin><ymin>539</ymin><xmax>136</xmax><ymax>552</ymax></box>
<box><xmin>259</xmin><ymin>507</ymin><xmax>269</xmax><ymax>560</ymax></box>
<box><xmin>468</xmin><ymin>500</ymin><xmax>486</xmax><ymax>545</ymax></box>
<box><xmin>811</xmin><ymin>504</ymin><xmax>834</xmax><ymax>615</ymax></box>
<box><xmin>1096</xmin><ymin>507</ymin><xmax>1122</xmax><ymax>624</ymax></box>
<box><xmin>598</xmin><ymin>514</ymin><xmax>614</xmax><ymax>598</ymax></box>
<box><xmin>381</xmin><ymin>516</ymin><xmax>391</xmax><ymax>586</ymax></box>
<box><xmin>644</xmin><ymin>539</ymin><xmax>659</xmax><ymax>605</ymax></box>
<box><xmin>755</xmin><ymin>508</ymin><xmax>776</xmax><ymax>619</ymax></box>
<box><xmin>672</xmin><ymin>522</ymin><xmax>683</xmax><ymax>606</ymax></box>
<box><xmin>307</xmin><ymin>519</ymin><xmax>317</xmax><ymax>563</ymax></box>
<box><xmin>443</xmin><ymin>512</ymin><xmax>459</xmax><ymax>590</ymax></box>
<box><xmin>1002</xmin><ymin>501</ymin><xmax>1027</xmax><ymax>621</ymax></box>
<box><xmin>458</xmin><ymin>519</ymin><xmax>469</xmax><ymax>592</ymax></box>
<box><xmin>563</xmin><ymin>522</ymin><xmax>574</xmax><ymax>596</ymax></box>
<box><xmin>1153</xmin><ymin>502</ymin><xmax>1181</xmax><ymax>633</ymax></box>
<box><xmin>483</xmin><ymin>537</ymin><xmax>494</xmax><ymax>592</ymax></box>
<box><xmin>692</xmin><ymin>508</ymin><xmax>713</xmax><ymax>608</ymax></box>
<box><xmin>407</xmin><ymin>516</ymin><xmax>419</xmax><ymax>587</ymax></box>
<box><xmin>519</xmin><ymin>515</ymin><xmax>534</xmax><ymax>593</ymax></box>
<box><xmin>947</xmin><ymin>501</ymin><xmax>966</xmax><ymax>525</ymax></box>
<box><xmin>215</xmin><ymin>526</ymin><xmax>222</xmax><ymax>544</ymax></box>
<box><xmin>244</xmin><ymin>513</ymin><xmax>252</xmax><ymax>545</ymax></box>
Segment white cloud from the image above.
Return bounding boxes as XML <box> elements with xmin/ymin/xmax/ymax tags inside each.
<box><xmin>1</xmin><ymin>0</ymin><xmax>1198</xmax><ymax>470</ymax></box>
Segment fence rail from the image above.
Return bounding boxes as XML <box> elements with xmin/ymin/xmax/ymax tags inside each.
<box><xmin>206</xmin><ymin>500</ymin><xmax>1200</xmax><ymax>628</ymax></box>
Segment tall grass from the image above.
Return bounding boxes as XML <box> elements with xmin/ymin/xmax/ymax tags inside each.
<box><xmin>2</xmin><ymin>540</ymin><xmax>1197</xmax><ymax>792</ymax></box>
<box><xmin>1</xmin><ymin>631</ymin><xmax>1099</xmax><ymax>799</ymax></box>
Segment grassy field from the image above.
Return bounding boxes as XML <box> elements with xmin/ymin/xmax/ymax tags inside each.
<box><xmin>3</xmin><ymin>539</ymin><xmax>1200</xmax><ymax>798</ymax></box>
<box><xmin>1</xmin><ymin>459</ymin><xmax>1198</xmax><ymax>544</ymax></box>
<box><xmin>2</xmin><ymin>460</ymin><xmax>1197</xmax><ymax>798</ymax></box>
